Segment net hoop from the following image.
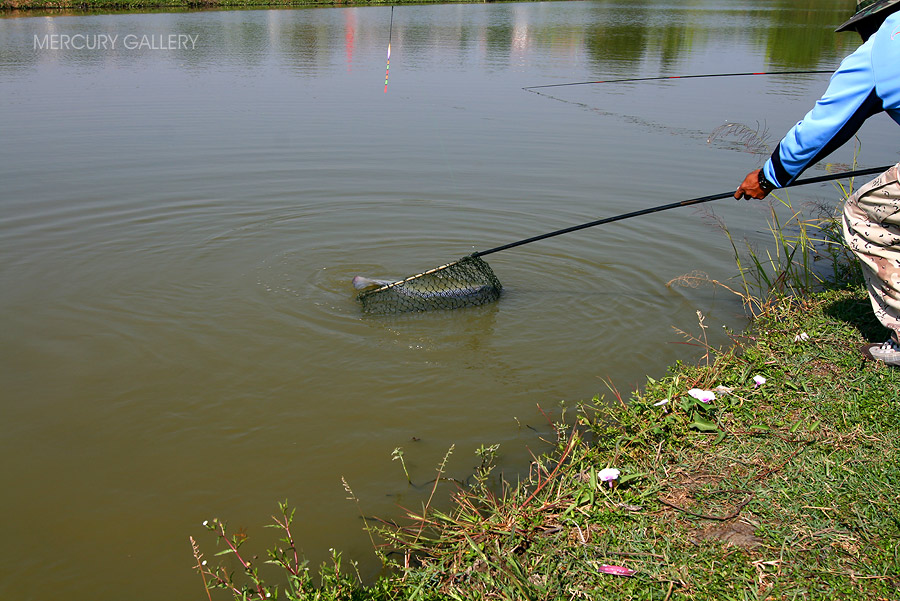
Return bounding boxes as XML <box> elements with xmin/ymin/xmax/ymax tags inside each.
<box><xmin>356</xmin><ymin>254</ymin><xmax>502</xmax><ymax>314</ymax></box>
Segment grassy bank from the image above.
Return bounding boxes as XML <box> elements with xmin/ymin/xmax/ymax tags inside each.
<box><xmin>1</xmin><ymin>0</ymin><xmax>512</xmax><ymax>12</ymax></box>
<box><xmin>193</xmin><ymin>283</ymin><xmax>900</xmax><ymax>600</ymax></box>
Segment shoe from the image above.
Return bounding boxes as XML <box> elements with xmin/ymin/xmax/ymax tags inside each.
<box><xmin>869</xmin><ymin>338</ymin><xmax>900</xmax><ymax>365</ymax></box>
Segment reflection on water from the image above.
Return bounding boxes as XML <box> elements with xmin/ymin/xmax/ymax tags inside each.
<box><xmin>0</xmin><ymin>2</ymin><xmax>888</xmax><ymax>601</ymax></box>
<box><xmin>0</xmin><ymin>0</ymin><xmax>857</xmax><ymax>75</ymax></box>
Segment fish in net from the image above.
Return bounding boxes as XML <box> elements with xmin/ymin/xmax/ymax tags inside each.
<box><xmin>353</xmin><ymin>254</ymin><xmax>502</xmax><ymax>314</ymax></box>
<box><xmin>350</xmin><ymin>167</ymin><xmax>891</xmax><ymax>314</ymax></box>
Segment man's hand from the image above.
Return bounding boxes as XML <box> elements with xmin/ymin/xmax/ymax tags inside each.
<box><xmin>734</xmin><ymin>169</ymin><xmax>771</xmax><ymax>200</ymax></box>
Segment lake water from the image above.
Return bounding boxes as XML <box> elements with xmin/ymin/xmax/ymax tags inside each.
<box><xmin>0</xmin><ymin>1</ymin><xmax>894</xmax><ymax>599</ymax></box>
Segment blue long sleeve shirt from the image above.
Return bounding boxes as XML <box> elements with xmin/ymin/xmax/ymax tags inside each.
<box><xmin>763</xmin><ymin>11</ymin><xmax>900</xmax><ymax>188</ymax></box>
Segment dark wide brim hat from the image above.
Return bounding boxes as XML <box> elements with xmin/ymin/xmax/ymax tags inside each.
<box><xmin>836</xmin><ymin>0</ymin><xmax>900</xmax><ymax>32</ymax></box>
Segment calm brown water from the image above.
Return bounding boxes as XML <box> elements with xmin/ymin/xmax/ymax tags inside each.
<box><xmin>0</xmin><ymin>1</ymin><xmax>891</xmax><ymax>599</ymax></box>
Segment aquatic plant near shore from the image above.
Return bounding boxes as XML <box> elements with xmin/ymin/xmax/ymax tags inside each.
<box><xmin>190</xmin><ymin>502</ymin><xmax>389</xmax><ymax>600</ymax></box>
<box><xmin>391</xmin><ymin>447</ymin><xmax>411</xmax><ymax>485</ymax></box>
<box><xmin>672</xmin><ymin>129</ymin><xmax>867</xmax><ymax>318</ymax></box>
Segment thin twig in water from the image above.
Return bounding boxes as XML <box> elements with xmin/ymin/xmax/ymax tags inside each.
<box><xmin>536</xmin><ymin>403</ymin><xmax>554</xmax><ymax>427</ymax></box>
<box><xmin>413</xmin><ymin>444</ymin><xmax>455</xmax><ymax>545</ymax></box>
<box><xmin>189</xmin><ymin>536</ymin><xmax>213</xmax><ymax>601</ymax></box>
<box><xmin>343</xmin><ymin>478</ymin><xmax>381</xmax><ymax>555</ymax></box>
<box><xmin>600</xmin><ymin>376</ymin><xmax>627</xmax><ymax>409</ymax></box>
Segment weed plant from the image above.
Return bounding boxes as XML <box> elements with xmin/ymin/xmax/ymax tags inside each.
<box><xmin>742</xmin><ymin>182</ymin><xmax>865</xmax><ymax>298</ymax></box>
<box><xmin>684</xmin><ymin>128</ymin><xmax>868</xmax><ymax>316</ymax></box>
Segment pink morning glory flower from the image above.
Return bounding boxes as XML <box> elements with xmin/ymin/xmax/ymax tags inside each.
<box><xmin>688</xmin><ymin>388</ymin><xmax>716</xmax><ymax>403</ymax></box>
<box><xmin>597</xmin><ymin>467</ymin><xmax>620</xmax><ymax>488</ymax></box>
<box><xmin>597</xmin><ymin>564</ymin><xmax>636</xmax><ymax>577</ymax></box>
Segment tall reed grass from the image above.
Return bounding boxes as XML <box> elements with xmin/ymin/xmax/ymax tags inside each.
<box><xmin>678</xmin><ymin>127</ymin><xmax>865</xmax><ymax>316</ymax></box>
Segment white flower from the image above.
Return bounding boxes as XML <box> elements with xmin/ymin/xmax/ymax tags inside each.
<box><xmin>201</xmin><ymin>560</ymin><xmax>207</xmax><ymax>566</ymax></box>
<box><xmin>202</xmin><ymin>520</ymin><xmax>209</xmax><ymax>526</ymax></box>
<box><xmin>753</xmin><ymin>375</ymin><xmax>766</xmax><ymax>388</ymax></box>
<box><xmin>794</xmin><ymin>332</ymin><xmax>810</xmax><ymax>342</ymax></box>
<box><xmin>653</xmin><ymin>398</ymin><xmax>670</xmax><ymax>406</ymax></box>
<box><xmin>597</xmin><ymin>468</ymin><xmax>620</xmax><ymax>485</ymax></box>
<box><xmin>688</xmin><ymin>388</ymin><xmax>716</xmax><ymax>403</ymax></box>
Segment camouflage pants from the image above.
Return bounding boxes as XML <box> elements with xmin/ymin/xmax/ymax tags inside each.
<box><xmin>842</xmin><ymin>163</ymin><xmax>900</xmax><ymax>337</ymax></box>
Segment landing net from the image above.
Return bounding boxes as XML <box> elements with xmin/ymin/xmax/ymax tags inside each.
<box><xmin>357</xmin><ymin>254</ymin><xmax>502</xmax><ymax>314</ymax></box>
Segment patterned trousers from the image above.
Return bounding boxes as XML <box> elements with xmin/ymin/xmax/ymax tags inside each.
<box><xmin>842</xmin><ymin>163</ymin><xmax>900</xmax><ymax>337</ymax></box>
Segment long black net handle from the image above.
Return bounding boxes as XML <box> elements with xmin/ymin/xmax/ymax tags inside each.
<box><xmin>472</xmin><ymin>166</ymin><xmax>893</xmax><ymax>259</ymax></box>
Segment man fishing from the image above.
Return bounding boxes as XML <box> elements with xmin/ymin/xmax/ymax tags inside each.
<box><xmin>734</xmin><ymin>0</ymin><xmax>900</xmax><ymax>366</ymax></box>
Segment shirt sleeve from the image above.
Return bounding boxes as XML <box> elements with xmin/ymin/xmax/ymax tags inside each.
<box><xmin>763</xmin><ymin>38</ymin><xmax>883</xmax><ymax>188</ymax></box>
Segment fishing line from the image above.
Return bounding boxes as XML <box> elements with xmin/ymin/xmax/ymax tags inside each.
<box><xmin>523</xmin><ymin>69</ymin><xmax>834</xmax><ymax>91</ymax></box>
<box><xmin>526</xmin><ymin>86</ymin><xmax>709</xmax><ymax>145</ymax></box>
<box><xmin>525</xmin><ymin>69</ymin><xmax>836</xmax><ymax>146</ymax></box>
<box><xmin>384</xmin><ymin>5</ymin><xmax>393</xmax><ymax>93</ymax></box>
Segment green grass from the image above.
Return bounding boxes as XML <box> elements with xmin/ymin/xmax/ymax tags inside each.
<box><xmin>193</xmin><ymin>286</ymin><xmax>900</xmax><ymax>600</ymax></box>
<box><xmin>376</xmin><ymin>290</ymin><xmax>900</xmax><ymax>600</ymax></box>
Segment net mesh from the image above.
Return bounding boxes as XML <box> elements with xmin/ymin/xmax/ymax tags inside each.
<box><xmin>356</xmin><ymin>254</ymin><xmax>502</xmax><ymax>314</ymax></box>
